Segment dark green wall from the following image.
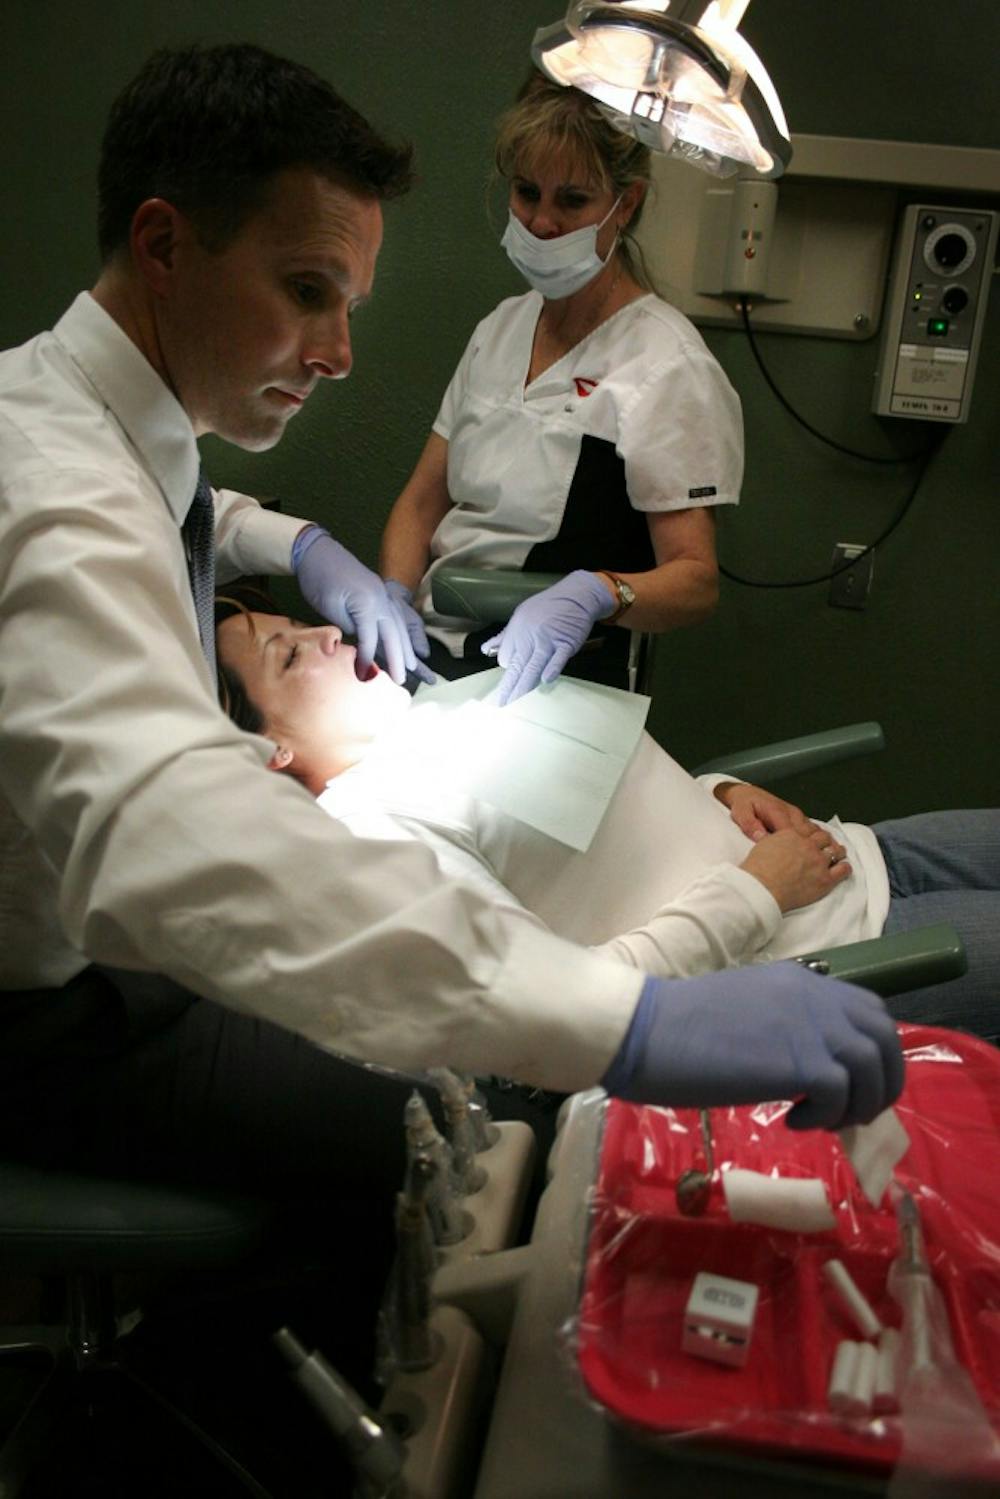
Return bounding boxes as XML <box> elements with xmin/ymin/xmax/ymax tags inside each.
<box><xmin>3</xmin><ymin>1</ymin><xmax>997</xmax><ymax>822</ymax></box>
<box><xmin>670</xmin><ymin>0</ymin><xmax>1000</xmax><ymax>821</ymax></box>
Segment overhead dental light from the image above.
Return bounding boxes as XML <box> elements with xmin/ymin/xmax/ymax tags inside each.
<box><xmin>531</xmin><ymin>0</ymin><xmax>791</xmax><ymax>179</ymax></box>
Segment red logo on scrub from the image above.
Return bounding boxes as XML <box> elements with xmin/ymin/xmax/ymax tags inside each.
<box><xmin>573</xmin><ymin>377</ymin><xmax>598</xmax><ymax>398</ymax></box>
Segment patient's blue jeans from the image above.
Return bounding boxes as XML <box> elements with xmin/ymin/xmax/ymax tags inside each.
<box><xmin>873</xmin><ymin>809</ymin><xmax>1000</xmax><ymax>1041</ymax></box>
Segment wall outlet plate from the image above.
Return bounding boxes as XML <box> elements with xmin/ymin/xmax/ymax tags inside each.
<box><xmin>829</xmin><ymin>544</ymin><xmax>874</xmax><ymax>610</ymax></box>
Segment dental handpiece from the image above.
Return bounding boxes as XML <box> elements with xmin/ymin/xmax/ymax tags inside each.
<box><xmin>430</xmin><ymin>1067</ymin><xmax>498</xmax><ymax>1153</ymax></box>
<box><xmin>391</xmin><ymin>1154</ymin><xmax>437</xmax><ymax>1371</ymax></box>
<box><xmin>428</xmin><ymin>1067</ymin><xmax>487</xmax><ymax>1193</ymax></box>
<box><xmin>404</xmin><ymin>1090</ymin><xmax>466</xmax><ymax>1245</ymax></box>
<box><xmin>274</xmin><ymin>1327</ymin><xmax>406</xmax><ymax>1493</ymax></box>
<box><xmin>459</xmin><ymin>1073</ymin><xmax>499</xmax><ymax>1152</ymax></box>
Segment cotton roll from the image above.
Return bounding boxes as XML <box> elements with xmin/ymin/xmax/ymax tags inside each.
<box><xmin>722</xmin><ymin>1169</ymin><xmax>836</xmax><ymax>1232</ymax></box>
<box><xmin>822</xmin><ymin>1258</ymin><xmax>883</xmax><ymax>1339</ymax></box>
<box><xmin>851</xmin><ymin>1341</ymin><xmax>878</xmax><ymax>1414</ymax></box>
<box><xmin>828</xmin><ymin>1340</ymin><xmax>860</xmax><ymax>1415</ymax></box>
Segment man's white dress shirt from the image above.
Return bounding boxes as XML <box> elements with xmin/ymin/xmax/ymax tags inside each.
<box><xmin>0</xmin><ymin>293</ymin><xmax>643</xmax><ymax>1089</ymax></box>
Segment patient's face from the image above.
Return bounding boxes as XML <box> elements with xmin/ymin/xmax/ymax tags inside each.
<box><xmin>217</xmin><ymin>610</ymin><xmax>410</xmax><ymax>783</ymax></box>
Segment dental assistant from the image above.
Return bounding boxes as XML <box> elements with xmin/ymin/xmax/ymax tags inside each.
<box><xmin>380</xmin><ymin>70</ymin><xmax>743</xmax><ymax>706</ymax></box>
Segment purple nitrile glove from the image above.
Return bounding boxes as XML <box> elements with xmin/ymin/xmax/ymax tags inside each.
<box><xmin>481</xmin><ymin>569</ymin><xmax>613</xmax><ymax>707</ymax></box>
<box><xmin>293</xmin><ymin>525</ymin><xmax>415</xmax><ymax>684</ymax></box>
<box><xmin>602</xmin><ymin>964</ymin><xmax>904</xmax><ymax>1131</ymax></box>
<box><xmin>384</xmin><ymin>579</ymin><xmax>435</xmax><ymax>684</ymax></box>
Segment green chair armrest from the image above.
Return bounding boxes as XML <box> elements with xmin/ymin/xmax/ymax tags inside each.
<box><xmin>431</xmin><ymin>566</ymin><xmax>562</xmax><ymax>623</ymax></box>
<box><xmin>795</xmin><ymin>923</ymin><xmax>967</xmax><ymax>998</ymax></box>
<box><xmin>693</xmin><ymin>722</ymin><xmax>885</xmax><ymax>784</ymax></box>
<box><xmin>429</xmin><ymin>565</ymin><xmax>656</xmax><ymax>693</ymax></box>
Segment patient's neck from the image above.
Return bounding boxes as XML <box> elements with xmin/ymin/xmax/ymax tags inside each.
<box><xmin>290</xmin><ymin>723</ymin><xmax>399</xmax><ymax>798</ymax></box>
<box><xmin>275</xmin><ymin>685</ymin><xmax>415</xmax><ymax>797</ymax></box>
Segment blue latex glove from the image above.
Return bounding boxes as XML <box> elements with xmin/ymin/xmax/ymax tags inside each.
<box><xmin>481</xmin><ymin>569</ymin><xmax>613</xmax><ymax>707</ymax></box>
<box><xmin>293</xmin><ymin>527</ymin><xmax>431</xmax><ymax>685</ymax></box>
<box><xmin>384</xmin><ymin>579</ymin><xmax>434</xmax><ymax>682</ymax></box>
<box><xmin>603</xmin><ymin>964</ymin><xmax>904</xmax><ymax>1130</ymax></box>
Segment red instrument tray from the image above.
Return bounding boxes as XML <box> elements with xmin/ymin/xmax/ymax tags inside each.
<box><xmin>576</xmin><ymin>1025</ymin><xmax>1000</xmax><ymax>1477</ymax></box>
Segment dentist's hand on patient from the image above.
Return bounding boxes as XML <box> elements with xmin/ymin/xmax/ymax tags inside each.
<box><xmin>293</xmin><ymin>526</ymin><xmax>434</xmax><ymax>685</ymax></box>
<box><xmin>482</xmin><ymin>570</ymin><xmax>614</xmax><ymax>707</ymax></box>
<box><xmin>602</xmin><ymin>964</ymin><xmax>904</xmax><ymax>1130</ymax></box>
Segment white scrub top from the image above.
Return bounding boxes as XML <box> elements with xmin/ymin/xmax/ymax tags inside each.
<box><xmin>418</xmin><ymin>290</ymin><xmax>744</xmax><ymax>654</ymax></box>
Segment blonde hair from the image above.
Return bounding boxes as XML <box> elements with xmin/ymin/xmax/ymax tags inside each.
<box><xmin>494</xmin><ymin>71</ymin><xmax>653</xmax><ymax>286</ymax></box>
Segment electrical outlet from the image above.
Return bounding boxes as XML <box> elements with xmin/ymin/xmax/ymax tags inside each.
<box><xmin>829</xmin><ymin>544</ymin><xmax>874</xmax><ymax>610</ymax></box>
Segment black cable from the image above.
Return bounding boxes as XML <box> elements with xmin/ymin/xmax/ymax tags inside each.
<box><xmin>720</xmin><ymin>301</ymin><xmax>950</xmax><ymax>589</ymax></box>
<box><xmin>737</xmin><ymin>299</ymin><xmax>937</xmax><ymax>466</ymax></box>
<box><xmin>719</xmin><ymin>444</ymin><xmax>942</xmax><ymax>588</ymax></box>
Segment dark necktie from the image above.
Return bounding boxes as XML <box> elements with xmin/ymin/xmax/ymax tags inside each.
<box><xmin>183</xmin><ymin>471</ymin><xmax>217</xmax><ymax>687</ymax></box>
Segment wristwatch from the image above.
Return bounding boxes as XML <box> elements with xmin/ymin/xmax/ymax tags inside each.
<box><xmin>599</xmin><ymin>572</ymin><xmax>637</xmax><ymax>625</ymax></box>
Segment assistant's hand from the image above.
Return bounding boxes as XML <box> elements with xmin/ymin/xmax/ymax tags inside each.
<box><xmin>383</xmin><ymin>579</ymin><xmax>434</xmax><ymax>682</ymax></box>
<box><xmin>293</xmin><ymin>527</ymin><xmax>432</xmax><ymax>684</ymax></box>
<box><xmin>741</xmin><ymin>827</ymin><xmax>851</xmax><ymax>912</ymax></box>
<box><xmin>481</xmin><ymin>570</ymin><xmax>613</xmax><ymax>707</ymax></box>
<box><xmin>716</xmin><ymin>782</ymin><xmax>819</xmax><ymax>842</ymax></box>
<box><xmin>602</xmin><ymin>964</ymin><xmax>904</xmax><ymax>1130</ymax></box>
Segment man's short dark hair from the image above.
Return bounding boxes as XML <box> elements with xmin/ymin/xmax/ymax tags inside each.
<box><xmin>98</xmin><ymin>42</ymin><xmax>413</xmax><ymax>260</ymax></box>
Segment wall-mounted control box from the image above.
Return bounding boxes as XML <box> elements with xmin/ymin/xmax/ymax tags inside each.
<box><xmin>873</xmin><ymin>204</ymin><xmax>998</xmax><ymax>423</ymax></box>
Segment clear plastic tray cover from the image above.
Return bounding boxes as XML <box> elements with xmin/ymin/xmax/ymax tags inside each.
<box><xmin>563</xmin><ymin>1026</ymin><xmax>1000</xmax><ymax>1485</ymax></box>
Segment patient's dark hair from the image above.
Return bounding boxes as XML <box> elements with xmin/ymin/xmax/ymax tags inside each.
<box><xmin>214</xmin><ymin>584</ymin><xmax>276</xmax><ymax>734</ymax></box>
<box><xmin>98</xmin><ymin>42</ymin><xmax>414</xmax><ymax>259</ymax></box>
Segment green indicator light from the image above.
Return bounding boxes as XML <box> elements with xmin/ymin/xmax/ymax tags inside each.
<box><xmin>928</xmin><ymin>318</ymin><xmax>948</xmax><ymax>336</ymax></box>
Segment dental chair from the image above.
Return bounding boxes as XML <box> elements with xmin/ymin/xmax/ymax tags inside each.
<box><xmin>370</xmin><ymin>598</ymin><xmax>973</xmax><ymax>1493</ymax></box>
<box><xmin>377</xmin><ymin>678</ymin><xmax>966</xmax><ymax>1494</ymax></box>
<box><xmin>431</xmin><ymin>557</ymin><xmax>888</xmax><ymax>812</ymax></box>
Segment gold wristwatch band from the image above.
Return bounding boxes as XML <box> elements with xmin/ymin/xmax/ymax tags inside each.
<box><xmin>598</xmin><ymin>571</ymin><xmax>636</xmax><ymax>625</ymax></box>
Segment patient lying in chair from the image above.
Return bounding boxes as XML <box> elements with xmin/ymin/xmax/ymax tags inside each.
<box><xmin>214</xmin><ymin>595</ymin><xmax>1000</xmax><ymax>1034</ymax></box>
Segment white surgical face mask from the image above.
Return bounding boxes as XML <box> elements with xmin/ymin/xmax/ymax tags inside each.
<box><xmin>501</xmin><ymin>196</ymin><xmax>622</xmax><ymax>299</ymax></box>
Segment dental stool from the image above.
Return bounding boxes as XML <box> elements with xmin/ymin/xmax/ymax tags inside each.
<box><xmin>0</xmin><ymin>1161</ymin><xmax>272</xmax><ymax>1496</ymax></box>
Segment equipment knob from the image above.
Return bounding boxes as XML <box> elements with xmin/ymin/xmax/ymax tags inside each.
<box><xmin>931</xmin><ymin>232</ymin><xmax>968</xmax><ymax>269</ymax></box>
